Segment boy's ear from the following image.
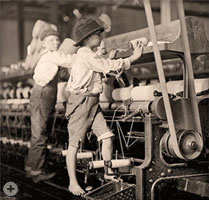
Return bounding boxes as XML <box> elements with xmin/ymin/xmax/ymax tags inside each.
<box><xmin>42</xmin><ymin>39</ymin><xmax>47</xmax><ymax>48</ymax></box>
<box><xmin>82</xmin><ymin>37</ymin><xmax>89</xmax><ymax>45</ymax></box>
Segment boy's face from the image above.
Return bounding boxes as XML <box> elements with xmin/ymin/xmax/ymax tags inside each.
<box><xmin>42</xmin><ymin>35</ymin><xmax>60</xmax><ymax>51</ymax></box>
<box><xmin>87</xmin><ymin>31</ymin><xmax>102</xmax><ymax>48</ymax></box>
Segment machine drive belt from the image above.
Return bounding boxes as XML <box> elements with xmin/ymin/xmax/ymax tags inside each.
<box><xmin>143</xmin><ymin>0</ymin><xmax>184</xmax><ymax>159</ymax></box>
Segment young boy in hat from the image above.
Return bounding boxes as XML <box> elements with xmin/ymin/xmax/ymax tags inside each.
<box><xmin>65</xmin><ymin>17</ymin><xmax>143</xmax><ymax>196</ymax></box>
<box><xmin>25</xmin><ymin>28</ymin><xmax>75</xmax><ymax>183</ymax></box>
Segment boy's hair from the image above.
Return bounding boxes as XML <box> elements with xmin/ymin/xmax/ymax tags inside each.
<box><xmin>40</xmin><ymin>28</ymin><xmax>60</xmax><ymax>41</ymax></box>
<box><xmin>73</xmin><ymin>17</ymin><xmax>104</xmax><ymax>47</ymax></box>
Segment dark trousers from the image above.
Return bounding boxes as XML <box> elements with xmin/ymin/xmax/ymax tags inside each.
<box><xmin>25</xmin><ymin>83</ymin><xmax>57</xmax><ymax>173</ymax></box>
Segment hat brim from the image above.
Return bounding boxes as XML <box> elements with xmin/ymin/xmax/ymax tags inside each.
<box><xmin>74</xmin><ymin>26</ymin><xmax>104</xmax><ymax>47</ymax></box>
<box><xmin>41</xmin><ymin>31</ymin><xmax>60</xmax><ymax>41</ymax></box>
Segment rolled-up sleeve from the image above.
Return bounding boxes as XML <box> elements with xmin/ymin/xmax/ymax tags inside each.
<box><xmin>49</xmin><ymin>51</ymin><xmax>75</xmax><ymax>68</ymax></box>
<box><xmin>85</xmin><ymin>52</ymin><xmax>131</xmax><ymax>73</ymax></box>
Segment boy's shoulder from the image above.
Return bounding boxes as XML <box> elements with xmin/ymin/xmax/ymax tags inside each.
<box><xmin>77</xmin><ymin>47</ymin><xmax>102</xmax><ymax>59</ymax></box>
<box><xmin>40</xmin><ymin>50</ymin><xmax>59</xmax><ymax>60</ymax></box>
<box><xmin>77</xmin><ymin>47</ymin><xmax>93</xmax><ymax>54</ymax></box>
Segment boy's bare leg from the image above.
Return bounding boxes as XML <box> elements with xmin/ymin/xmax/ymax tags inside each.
<box><xmin>102</xmin><ymin>137</ymin><xmax>113</xmax><ymax>160</ymax></box>
<box><xmin>66</xmin><ymin>145</ymin><xmax>85</xmax><ymax>196</ymax></box>
<box><xmin>102</xmin><ymin>137</ymin><xmax>116</xmax><ymax>180</ymax></box>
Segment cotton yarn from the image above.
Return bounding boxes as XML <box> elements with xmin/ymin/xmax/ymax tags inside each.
<box><xmin>131</xmin><ymin>84</ymin><xmax>161</xmax><ymax>101</ymax></box>
<box><xmin>112</xmin><ymin>86</ymin><xmax>133</xmax><ymax>101</ymax></box>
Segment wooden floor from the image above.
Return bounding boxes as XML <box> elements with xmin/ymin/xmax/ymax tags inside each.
<box><xmin>1</xmin><ymin>163</ymin><xmax>85</xmax><ymax>200</ymax></box>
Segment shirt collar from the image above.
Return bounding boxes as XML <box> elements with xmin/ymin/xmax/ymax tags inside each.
<box><xmin>77</xmin><ymin>46</ymin><xmax>93</xmax><ymax>54</ymax></box>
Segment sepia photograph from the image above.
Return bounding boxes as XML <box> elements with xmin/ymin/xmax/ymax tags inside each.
<box><xmin>0</xmin><ymin>0</ymin><xmax>209</xmax><ymax>199</ymax></box>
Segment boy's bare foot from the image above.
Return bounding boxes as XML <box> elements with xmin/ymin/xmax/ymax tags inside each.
<box><xmin>68</xmin><ymin>184</ymin><xmax>85</xmax><ymax>196</ymax></box>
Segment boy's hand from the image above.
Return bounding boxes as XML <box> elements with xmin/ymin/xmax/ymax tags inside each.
<box><xmin>132</xmin><ymin>41</ymin><xmax>143</xmax><ymax>59</ymax></box>
<box><xmin>129</xmin><ymin>41</ymin><xmax>143</xmax><ymax>64</ymax></box>
<box><xmin>109</xmin><ymin>48</ymin><xmax>130</xmax><ymax>59</ymax></box>
<box><xmin>109</xmin><ymin>49</ymin><xmax>118</xmax><ymax>59</ymax></box>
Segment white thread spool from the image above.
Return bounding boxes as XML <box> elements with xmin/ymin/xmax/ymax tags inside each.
<box><xmin>9</xmin><ymin>88</ymin><xmax>15</xmax><ymax>99</ymax></box>
<box><xmin>62</xmin><ymin>150</ymin><xmax>93</xmax><ymax>159</ymax></box>
<box><xmin>131</xmin><ymin>84</ymin><xmax>161</xmax><ymax>101</ymax></box>
<box><xmin>108</xmin><ymin>159</ymin><xmax>132</xmax><ymax>168</ymax></box>
<box><xmin>89</xmin><ymin>160</ymin><xmax>105</xmax><ymax>169</ymax></box>
<box><xmin>77</xmin><ymin>152</ymin><xmax>93</xmax><ymax>159</ymax></box>
<box><xmin>112</xmin><ymin>86</ymin><xmax>133</xmax><ymax>101</ymax></box>
<box><xmin>16</xmin><ymin>87</ymin><xmax>23</xmax><ymax>99</ymax></box>
<box><xmin>22</xmin><ymin>86</ymin><xmax>31</xmax><ymax>99</ymax></box>
<box><xmin>2</xmin><ymin>88</ymin><xmax>10</xmax><ymax>99</ymax></box>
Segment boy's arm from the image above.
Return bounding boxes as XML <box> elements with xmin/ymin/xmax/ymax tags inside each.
<box><xmin>50</xmin><ymin>51</ymin><xmax>76</xmax><ymax>68</ymax></box>
<box><xmin>87</xmin><ymin>45</ymin><xmax>143</xmax><ymax>73</ymax></box>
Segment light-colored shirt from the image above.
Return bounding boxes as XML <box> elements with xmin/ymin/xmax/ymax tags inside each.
<box><xmin>33</xmin><ymin>51</ymin><xmax>74</xmax><ymax>87</ymax></box>
<box><xmin>66</xmin><ymin>47</ymin><xmax>130</xmax><ymax>95</ymax></box>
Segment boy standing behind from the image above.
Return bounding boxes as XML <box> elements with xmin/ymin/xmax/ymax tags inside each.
<box><xmin>25</xmin><ymin>28</ymin><xmax>75</xmax><ymax>183</ymax></box>
<box><xmin>65</xmin><ymin>17</ymin><xmax>143</xmax><ymax>196</ymax></box>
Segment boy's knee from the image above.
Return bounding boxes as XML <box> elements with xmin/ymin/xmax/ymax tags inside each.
<box><xmin>66</xmin><ymin>145</ymin><xmax>78</xmax><ymax>156</ymax></box>
<box><xmin>97</xmin><ymin>131</ymin><xmax>114</xmax><ymax>142</ymax></box>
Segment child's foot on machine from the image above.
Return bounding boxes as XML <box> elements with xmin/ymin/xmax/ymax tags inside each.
<box><xmin>68</xmin><ymin>184</ymin><xmax>85</xmax><ymax>196</ymax></box>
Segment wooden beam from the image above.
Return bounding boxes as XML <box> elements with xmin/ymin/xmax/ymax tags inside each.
<box><xmin>160</xmin><ymin>0</ymin><xmax>171</xmax><ymax>24</ymax></box>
